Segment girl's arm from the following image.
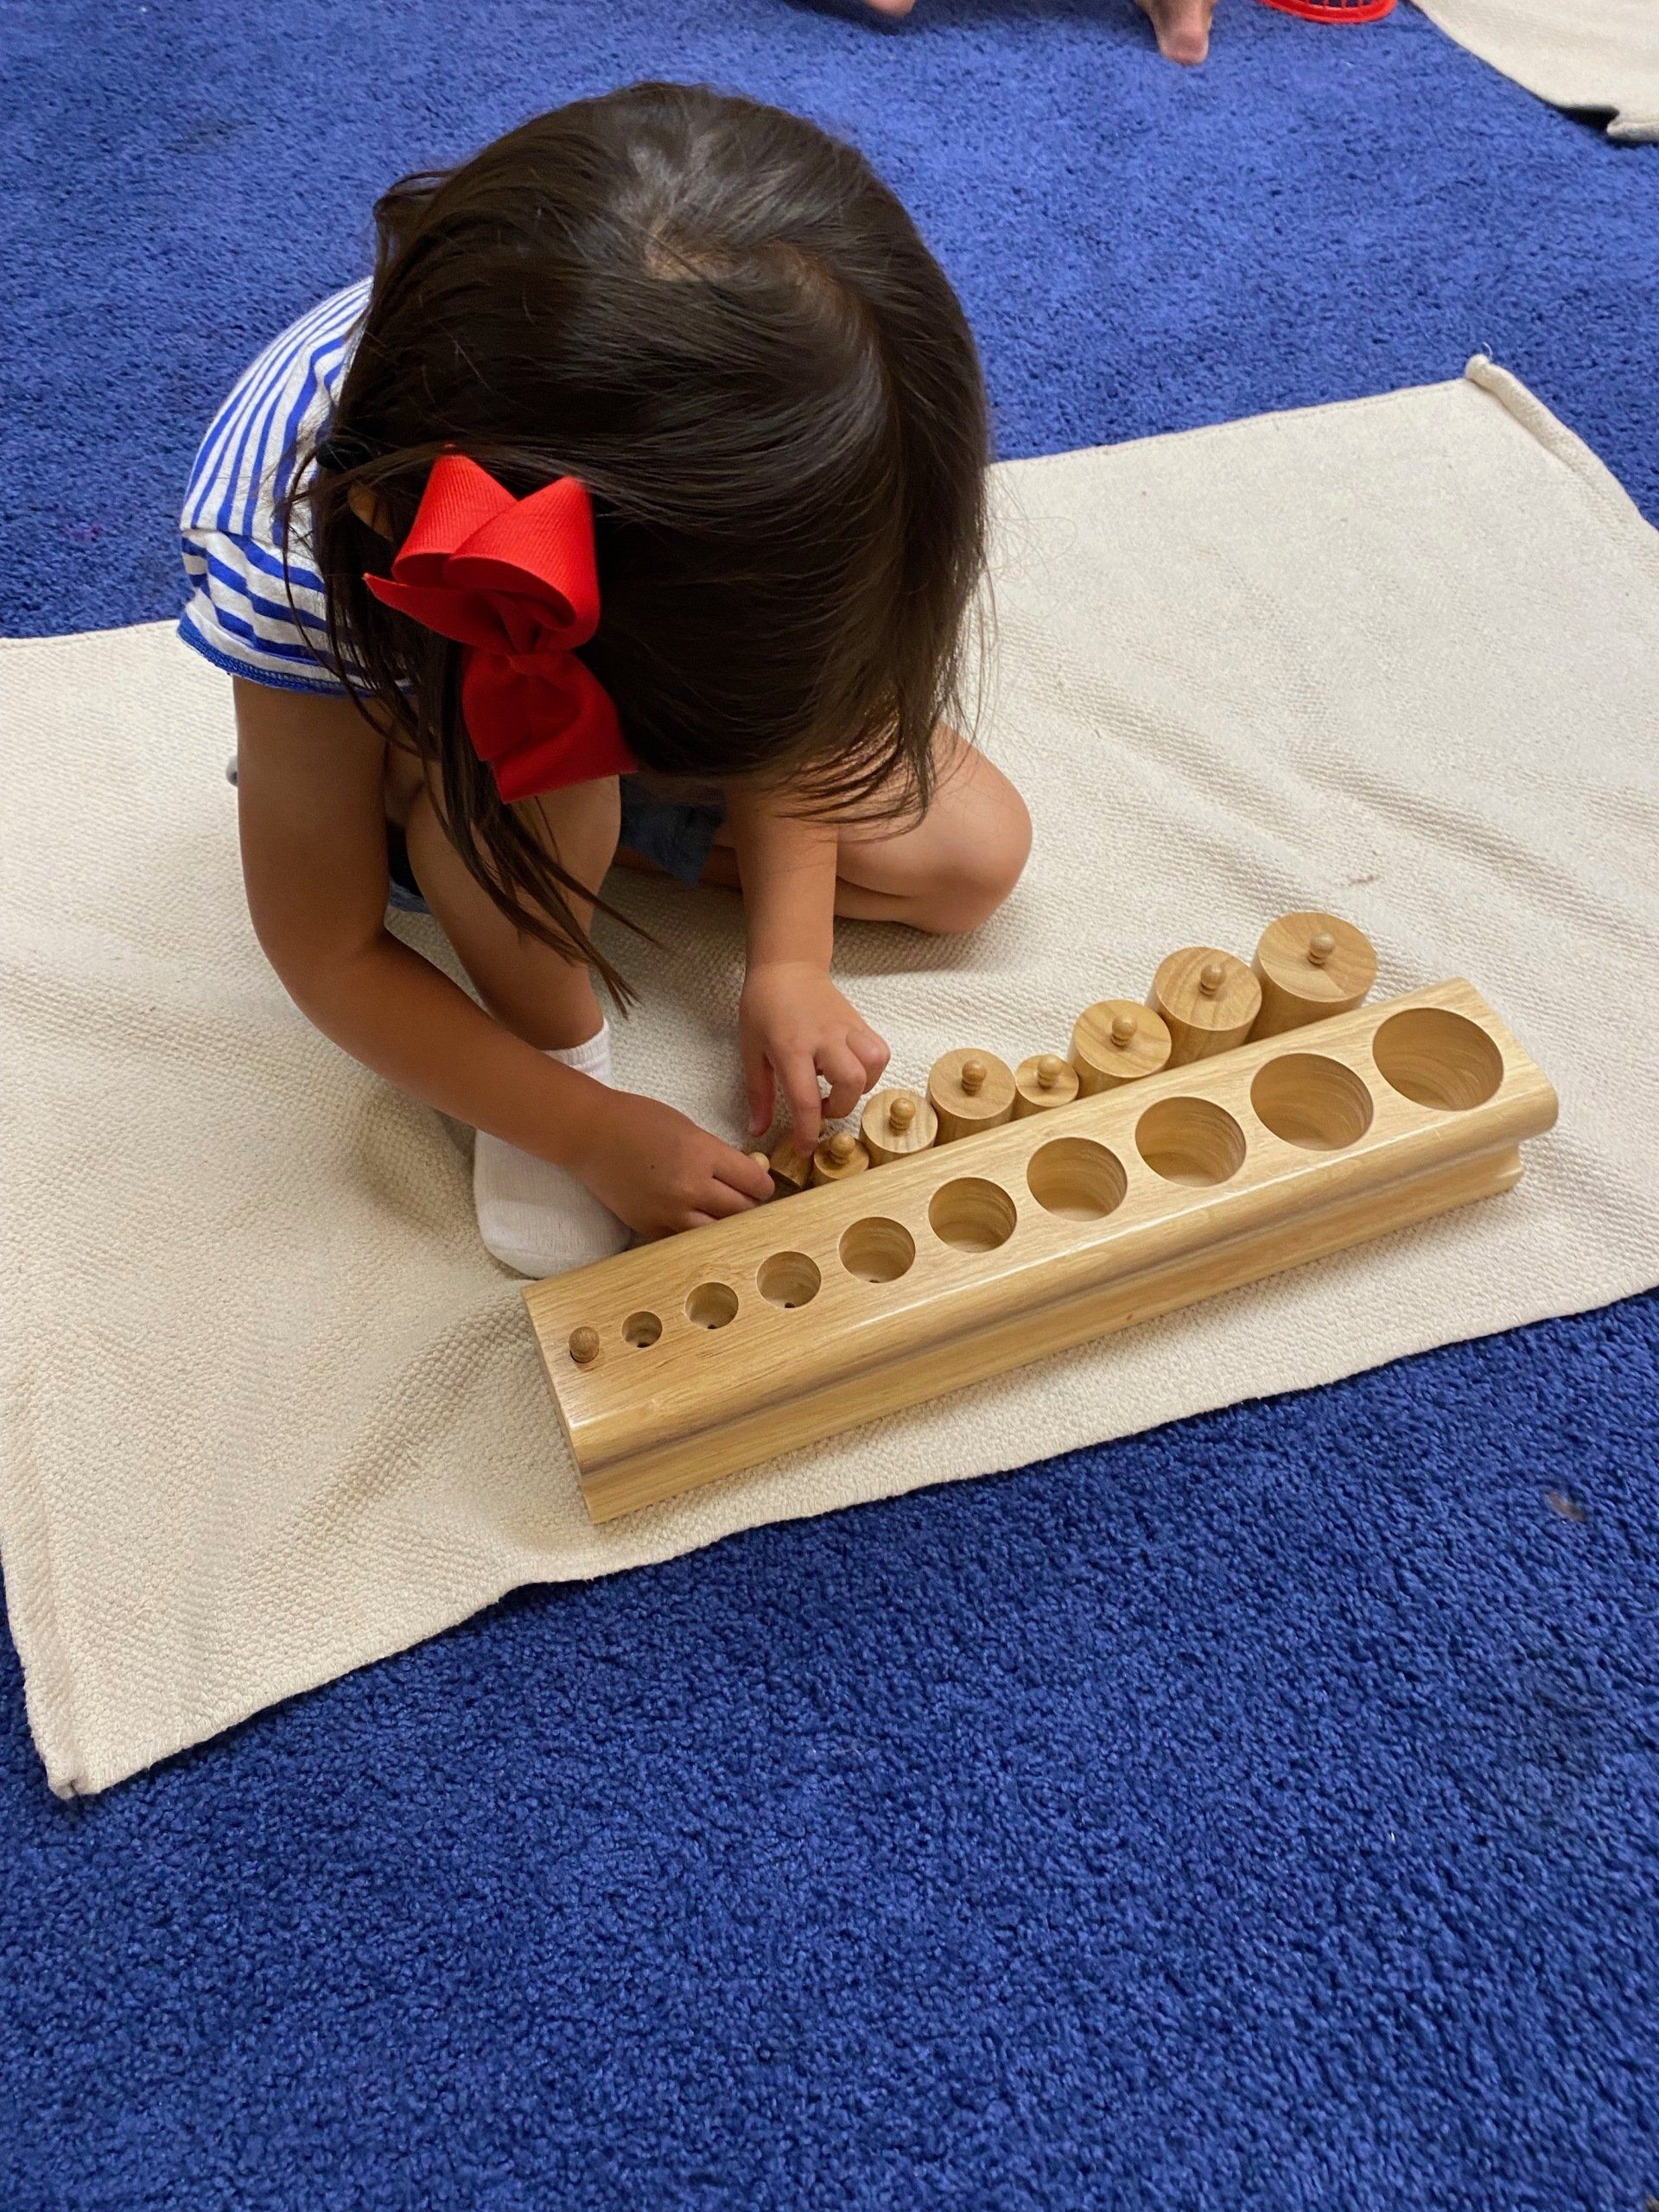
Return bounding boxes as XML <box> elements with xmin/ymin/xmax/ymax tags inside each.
<box><xmin>726</xmin><ymin>792</ymin><xmax>889</xmax><ymax>1145</ymax></box>
<box><xmin>234</xmin><ymin>682</ymin><xmax>769</xmax><ymax>1232</ymax></box>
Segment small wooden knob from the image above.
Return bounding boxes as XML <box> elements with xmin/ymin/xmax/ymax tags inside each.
<box><xmin>961</xmin><ymin>1057</ymin><xmax>986</xmax><ymax>1095</ymax></box>
<box><xmin>569</xmin><ymin>1326</ymin><xmax>601</xmax><ymax>1369</ymax></box>
<box><xmin>888</xmin><ymin>1093</ymin><xmax>916</xmax><ymax>1133</ymax></box>
<box><xmin>1199</xmin><ymin>961</ymin><xmax>1226</xmax><ymax>997</ymax></box>
<box><xmin>1109</xmin><ymin>1012</ymin><xmax>1138</xmax><ymax>1046</ymax></box>
<box><xmin>1036</xmin><ymin>1054</ymin><xmax>1064</xmax><ymax>1090</ymax></box>
<box><xmin>1307</xmin><ymin>930</ymin><xmax>1336</xmax><ymax>967</ymax></box>
<box><xmin>747</xmin><ymin>1149</ymin><xmax>771</xmax><ymax>1170</ymax></box>
<box><xmin>828</xmin><ymin>1129</ymin><xmax>856</xmax><ymax>1163</ymax></box>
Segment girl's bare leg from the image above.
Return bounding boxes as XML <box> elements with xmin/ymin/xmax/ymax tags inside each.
<box><xmin>399</xmin><ymin>774</ymin><xmax>620</xmax><ymax>1049</ymax></box>
<box><xmin>694</xmin><ymin>728</ymin><xmax>1031</xmax><ymax>934</ymax></box>
<box><xmin>396</xmin><ymin>770</ymin><xmax>627</xmax><ymax>1274</ymax></box>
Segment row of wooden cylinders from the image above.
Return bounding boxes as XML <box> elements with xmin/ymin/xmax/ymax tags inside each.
<box><xmin>760</xmin><ymin>909</ymin><xmax>1378</xmax><ymax>1194</ymax></box>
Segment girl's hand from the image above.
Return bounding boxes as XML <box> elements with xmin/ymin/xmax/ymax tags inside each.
<box><xmin>740</xmin><ymin>962</ymin><xmax>890</xmax><ymax>1147</ymax></box>
<box><xmin>570</xmin><ymin>1090</ymin><xmax>773</xmax><ymax>1239</ymax></box>
<box><xmin>866</xmin><ymin>0</ymin><xmax>1217</xmax><ymax>65</ymax></box>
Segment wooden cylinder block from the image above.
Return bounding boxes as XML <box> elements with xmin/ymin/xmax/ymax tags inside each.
<box><xmin>810</xmin><ymin>1128</ymin><xmax>871</xmax><ymax>1186</ymax></box>
<box><xmin>1150</xmin><ymin>947</ymin><xmax>1262</xmax><ymax>1067</ymax></box>
<box><xmin>861</xmin><ymin>1087</ymin><xmax>939</xmax><ymax>1166</ymax></box>
<box><xmin>927</xmin><ymin>1048</ymin><xmax>1016</xmax><ymax>1144</ymax></box>
<box><xmin>1014</xmin><ymin>1052</ymin><xmax>1081</xmax><ymax>1117</ymax></box>
<box><xmin>769</xmin><ymin>1134</ymin><xmax>813</xmax><ymax>1193</ymax></box>
<box><xmin>1071</xmin><ymin>1000</ymin><xmax>1173</xmax><ymax>1095</ymax></box>
<box><xmin>1249</xmin><ymin>911</ymin><xmax>1378</xmax><ymax>1039</ymax></box>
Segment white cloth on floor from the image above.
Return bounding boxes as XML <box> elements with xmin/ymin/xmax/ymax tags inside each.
<box><xmin>1415</xmin><ymin>0</ymin><xmax>1659</xmax><ymax>142</ymax></box>
<box><xmin>3</xmin><ymin>359</ymin><xmax>1658</xmax><ymax>1795</ymax></box>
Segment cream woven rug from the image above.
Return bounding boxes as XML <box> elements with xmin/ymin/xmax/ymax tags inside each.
<box><xmin>1417</xmin><ymin>0</ymin><xmax>1659</xmax><ymax>142</ymax></box>
<box><xmin>4</xmin><ymin>359</ymin><xmax>1658</xmax><ymax>1795</ymax></box>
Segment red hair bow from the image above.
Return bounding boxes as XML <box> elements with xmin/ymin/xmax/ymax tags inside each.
<box><xmin>365</xmin><ymin>454</ymin><xmax>635</xmax><ymax>802</ymax></box>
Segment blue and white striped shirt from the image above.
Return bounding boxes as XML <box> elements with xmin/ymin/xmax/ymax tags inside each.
<box><xmin>178</xmin><ymin>280</ymin><xmax>370</xmax><ymax>693</ymax></box>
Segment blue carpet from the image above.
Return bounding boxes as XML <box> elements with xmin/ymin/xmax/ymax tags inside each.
<box><xmin>3</xmin><ymin>2</ymin><xmax>1656</xmax><ymax>2205</ymax></box>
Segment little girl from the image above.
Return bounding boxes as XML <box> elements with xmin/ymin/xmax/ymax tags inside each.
<box><xmin>180</xmin><ymin>84</ymin><xmax>1030</xmax><ymax>1275</ymax></box>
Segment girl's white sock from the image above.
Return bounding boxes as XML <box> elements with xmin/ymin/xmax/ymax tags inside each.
<box><xmin>474</xmin><ymin>1022</ymin><xmax>630</xmax><ymax>1279</ymax></box>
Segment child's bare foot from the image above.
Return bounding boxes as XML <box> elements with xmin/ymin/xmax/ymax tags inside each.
<box><xmin>1135</xmin><ymin>0</ymin><xmax>1215</xmax><ymax>63</ymax></box>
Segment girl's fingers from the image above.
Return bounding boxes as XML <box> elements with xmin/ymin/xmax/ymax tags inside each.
<box><xmin>817</xmin><ymin>1040</ymin><xmax>868</xmax><ymax>1122</ymax></box>
<box><xmin>699</xmin><ymin>1176</ymin><xmax>758</xmax><ymax>1220</ymax></box>
<box><xmin>852</xmin><ymin>1026</ymin><xmax>891</xmax><ymax>1087</ymax></box>
<box><xmin>743</xmin><ymin>1044</ymin><xmax>775</xmax><ymax>1137</ymax></box>
<box><xmin>781</xmin><ymin>1056</ymin><xmax>826</xmax><ymax>1147</ymax></box>
<box><xmin>719</xmin><ymin>1145</ymin><xmax>776</xmax><ymax>1203</ymax></box>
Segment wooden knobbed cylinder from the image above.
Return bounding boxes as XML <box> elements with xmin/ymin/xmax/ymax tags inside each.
<box><xmin>1014</xmin><ymin>1052</ymin><xmax>1081</xmax><ymax>1118</ymax></box>
<box><xmin>1149</xmin><ymin>947</ymin><xmax>1262</xmax><ymax>1067</ymax></box>
<box><xmin>810</xmin><ymin>1128</ymin><xmax>871</xmax><ymax>1185</ymax></box>
<box><xmin>1249</xmin><ymin>911</ymin><xmax>1378</xmax><ymax>1039</ymax></box>
<box><xmin>861</xmin><ymin>1087</ymin><xmax>939</xmax><ymax>1166</ymax></box>
<box><xmin>1070</xmin><ymin>1000</ymin><xmax>1173</xmax><ymax>1095</ymax></box>
<box><xmin>927</xmin><ymin>1048</ymin><xmax>1016</xmax><ymax>1144</ymax></box>
<box><xmin>768</xmin><ymin>1133</ymin><xmax>813</xmax><ymax>1192</ymax></box>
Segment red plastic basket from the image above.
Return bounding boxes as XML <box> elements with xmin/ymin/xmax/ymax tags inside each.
<box><xmin>1257</xmin><ymin>0</ymin><xmax>1395</xmax><ymax>20</ymax></box>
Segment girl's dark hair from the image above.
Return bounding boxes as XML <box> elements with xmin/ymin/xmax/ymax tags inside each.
<box><xmin>296</xmin><ymin>82</ymin><xmax>988</xmax><ymax>998</ymax></box>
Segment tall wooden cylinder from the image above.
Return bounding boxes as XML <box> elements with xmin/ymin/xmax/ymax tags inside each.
<box><xmin>1071</xmin><ymin>1001</ymin><xmax>1173</xmax><ymax>1095</ymax></box>
<box><xmin>1014</xmin><ymin>1052</ymin><xmax>1081</xmax><ymax>1117</ymax></box>
<box><xmin>1149</xmin><ymin>947</ymin><xmax>1262</xmax><ymax>1067</ymax></box>
<box><xmin>861</xmin><ymin>1087</ymin><xmax>939</xmax><ymax>1166</ymax></box>
<box><xmin>768</xmin><ymin>1133</ymin><xmax>813</xmax><ymax>1192</ymax></box>
<box><xmin>810</xmin><ymin>1129</ymin><xmax>871</xmax><ymax>1185</ymax></box>
<box><xmin>1249</xmin><ymin>911</ymin><xmax>1377</xmax><ymax>1039</ymax></box>
<box><xmin>928</xmin><ymin>1049</ymin><xmax>1016</xmax><ymax>1144</ymax></box>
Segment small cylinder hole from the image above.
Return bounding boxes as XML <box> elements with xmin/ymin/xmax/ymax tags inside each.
<box><xmin>839</xmin><ymin>1217</ymin><xmax>916</xmax><ymax>1284</ymax></box>
<box><xmin>1135</xmin><ymin>1097</ymin><xmax>1247</xmax><ymax>1186</ymax></box>
<box><xmin>757</xmin><ymin>1251</ymin><xmax>821</xmax><ymax>1310</ymax></box>
<box><xmin>622</xmin><ymin>1311</ymin><xmax>663</xmax><ymax>1349</ymax></box>
<box><xmin>1027</xmin><ymin>1137</ymin><xmax>1128</xmax><ymax>1221</ymax></box>
<box><xmin>928</xmin><ymin>1177</ymin><xmax>1017</xmax><ymax>1253</ymax></box>
<box><xmin>1371</xmin><ymin>1008</ymin><xmax>1503</xmax><ymax>1111</ymax></box>
<box><xmin>684</xmin><ymin>1281</ymin><xmax>739</xmax><ymax>1330</ymax></box>
<box><xmin>1250</xmin><ymin>1054</ymin><xmax>1375</xmax><ymax>1151</ymax></box>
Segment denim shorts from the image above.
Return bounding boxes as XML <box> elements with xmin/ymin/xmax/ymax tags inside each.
<box><xmin>616</xmin><ymin>779</ymin><xmax>726</xmax><ymax>887</ymax></box>
<box><xmin>385</xmin><ymin>777</ymin><xmax>725</xmax><ymax>913</ymax></box>
<box><xmin>231</xmin><ymin>760</ymin><xmax>721</xmax><ymax>914</ymax></box>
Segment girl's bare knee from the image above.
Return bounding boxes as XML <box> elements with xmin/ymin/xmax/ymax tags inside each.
<box><xmin>911</xmin><ymin>785</ymin><xmax>1032</xmax><ymax>935</ymax></box>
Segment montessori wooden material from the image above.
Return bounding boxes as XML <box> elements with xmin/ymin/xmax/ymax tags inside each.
<box><xmin>524</xmin><ymin>980</ymin><xmax>1557</xmax><ymax>1522</ymax></box>
<box><xmin>1250</xmin><ymin>911</ymin><xmax>1378</xmax><ymax>1038</ymax></box>
<box><xmin>768</xmin><ymin>1134</ymin><xmax>813</xmax><ymax>1193</ymax></box>
<box><xmin>928</xmin><ymin>1049</ymin><xmax>1016</xmax><ymax>1143</ymax></box>
<box><xmin>811</xmin><ymin>1129</ymin><xmax>871</xmax><ymax>1185</ymax></box>
<box><xmin>1151</xmin><ymin>947</ymin><xmax>1263</xmax><ymax>1065</ymax></box>
<box><xmin>861</xmin><ymin>1087</ymin><xmax>939</xmax><ymax>1165</ymax></box>
<box><xmin>1014</xmin><ymin>1052</ymin><xmax>1081</xmax><ymax>1116</ymax></box>
<box><xmin>1071</xmin><ymin>1001</ymin><xmax>1173</xmax><ymax>1094</ymax></box>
